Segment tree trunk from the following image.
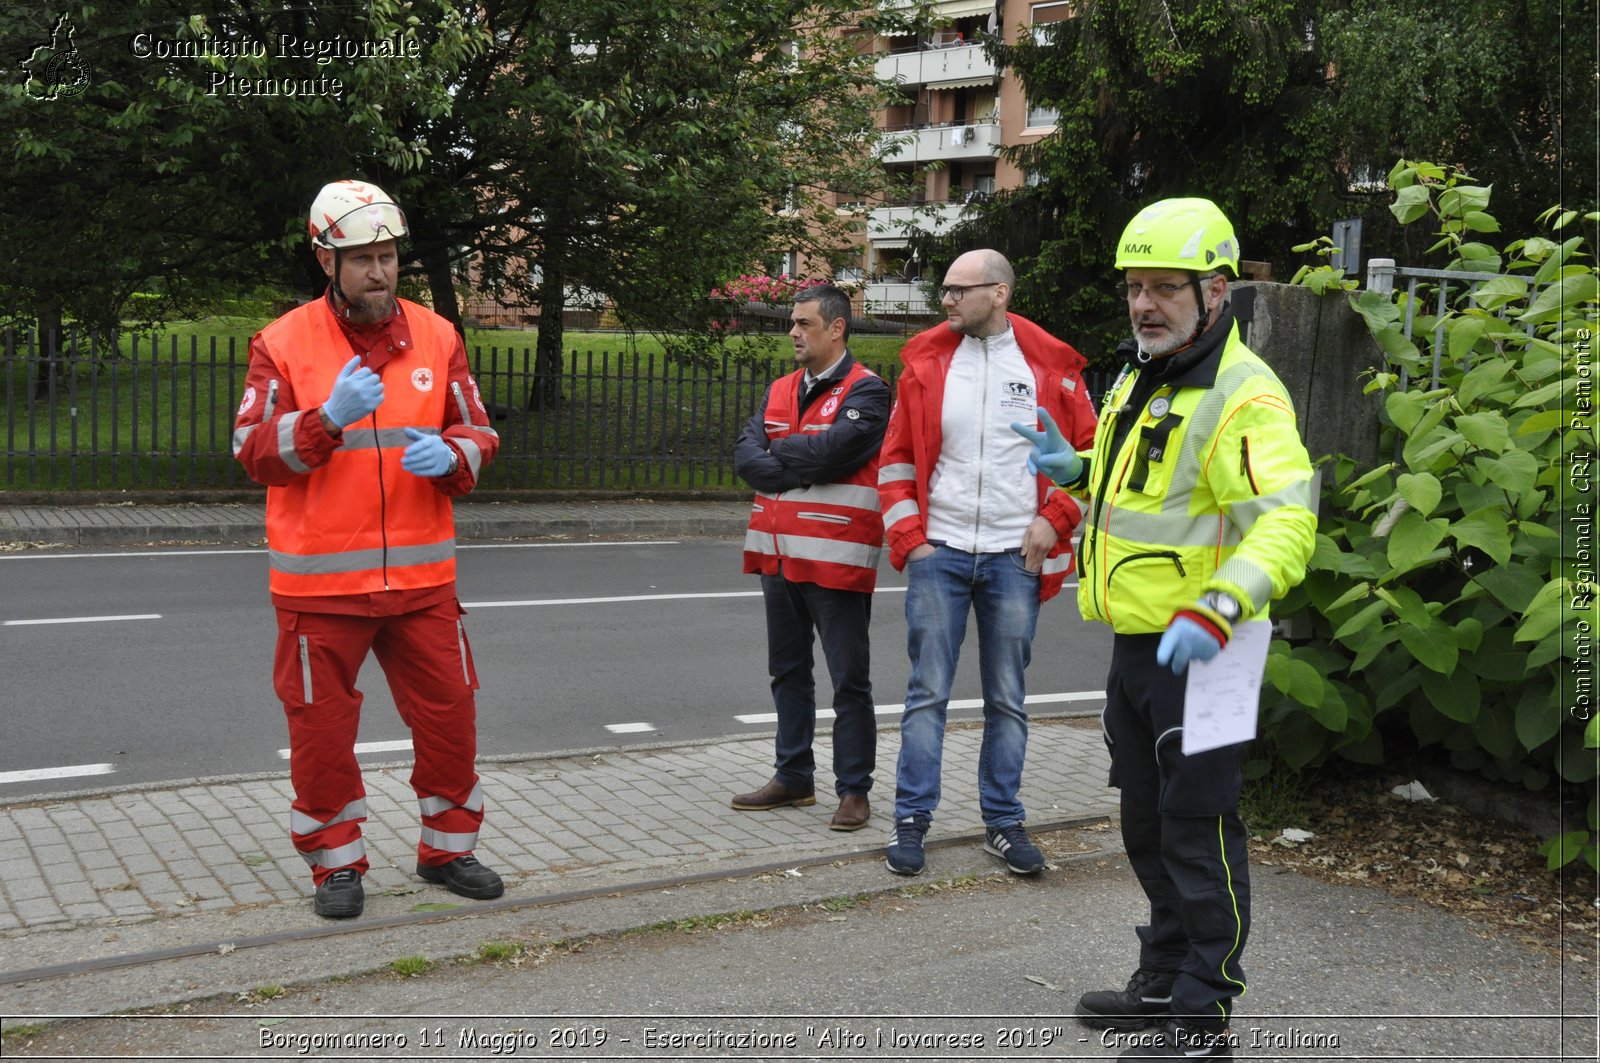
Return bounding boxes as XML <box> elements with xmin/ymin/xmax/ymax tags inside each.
<box><xmin>530</xmin><ymin>258</ymin><xmax>566</xmax><ymax>412</ymax></box>
<box><xmin>421</xmin><ymin>241</ymin><xmax>465</xmax><ymax>339</ymax></box>
<box><xmin>32</xmin><ymin>300</ymin><xmax>62</xmax><ymax>401</ymax></box>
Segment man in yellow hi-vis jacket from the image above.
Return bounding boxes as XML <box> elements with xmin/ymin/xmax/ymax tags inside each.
<box><xmin>1013</xmin><ymin>198</ymin><xmax>1316</xmax><ymax>1059</ymax></box>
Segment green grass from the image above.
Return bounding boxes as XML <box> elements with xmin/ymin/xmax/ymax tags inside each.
<box><xmin>2</xmin><ymin>320</ymin><xmax>916</xmax><ymax>492</ymax></box>
<box><xmin>390</xmin><ymin>955</ymin><xmax>431</xmax><ymax>977</ymax></box>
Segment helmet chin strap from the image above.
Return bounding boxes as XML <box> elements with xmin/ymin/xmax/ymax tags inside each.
<box><xmin>326</xmin><ymin>246</ymin><xmax>352</xmax><ymax>314</ymax></box>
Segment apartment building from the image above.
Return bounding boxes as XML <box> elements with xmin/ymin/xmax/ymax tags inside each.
<box><xmin>846</xmin><ymin>0</ymin><xmax>1071</xmax><ymax>317</ymax></box>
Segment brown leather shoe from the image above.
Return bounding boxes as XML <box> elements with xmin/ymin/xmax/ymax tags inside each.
<box><xmin>829</xmin><ymin>793</ymin><xmax>870</xmax><ymax>831</ymax></box>
<box><xmin>730</xmin><ymin>777</ymin><xmax>816</xmax><ymax>811</ymax></box>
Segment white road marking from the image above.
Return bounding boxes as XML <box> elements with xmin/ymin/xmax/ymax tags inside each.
<box><xmin>3</xmin><ymin>614</ymin><xmax>161</xmax><ymax>627</ymax></box>
<box><xmin>277</xmin><ymin>739</ymin><xmax>414</xmax><ymax>760</ymax></box>
<box><xmin>0</xmin><ymin>763</ymin><xmax>116</xmax><ymax>785</ymax></box>
<box><xmin>605</xmin><ymin>722</ymin><xmax>657</xmax><ymax>734</ymax></box>
<box><xmin>0</xmin><ymin>540</ymin><xmax>681</xmax><ymax>561</ymax></box>
<box><xmin>734</xmin><ymin>689</ymin><xmax>1105</xmax><ymax>725</ymax></box>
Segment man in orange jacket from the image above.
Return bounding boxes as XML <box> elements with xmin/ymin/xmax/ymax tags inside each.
<box><xmin>234</xmin><ymin>180</ymin><xmax>504</xmax><ymax>919</ymax></box>
<box><xmin>878</xmin><ymin>249</ymin><xmax>1097</xmax><ymax>877</ymax></box>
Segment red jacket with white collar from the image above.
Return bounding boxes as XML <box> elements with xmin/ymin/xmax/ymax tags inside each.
<box><xmin>877</xmin><ymin>312</ymin><xmax>1098</xmax><ymax>601</ymax></box>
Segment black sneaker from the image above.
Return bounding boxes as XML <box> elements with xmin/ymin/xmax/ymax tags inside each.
<box><xmin>416</xmin><ymin>854</ymin><xmax>505</xmax><ymax>899</ymax></box>
<box><xmin>1117</xmin><ymin>1020</ymin><xmax>1235</xmax><ymax>1058</ymax></box>
<box><xmin>313</xmin><ymin>868</ymin><xmax>364</xmax><ymax>919</ymax></box>
<box><xmin>983</xmin><ymin>824</ymin><xmax>1046</xmax><ymax>874</ymax></box>
<box><xmin>885</xmin><ymin>816</ymin><xmax>929</xmax><ymax>875</ymax></box>
<box><xmin>1075</xmin><ymin>968</ymin><xmax>1176</xmax><ymax>1030</ymax></box>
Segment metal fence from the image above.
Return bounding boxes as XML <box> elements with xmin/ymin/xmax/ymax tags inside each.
<box><xmin>2</xmin><ymin>328</ymin><xmax>1116</xmax><ymax>492</ymax></box>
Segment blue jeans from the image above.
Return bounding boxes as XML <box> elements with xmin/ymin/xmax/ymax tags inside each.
<box><xmin>895</xmin><ymin>545</ymin><xmax>1041</xmax><ymax>827</ymax></box>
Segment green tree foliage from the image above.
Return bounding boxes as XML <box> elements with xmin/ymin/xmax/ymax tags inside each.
<box><xmin>1262</xmin><ymin>162</ymin><xmax>1598</xmax><ymax>870</ymax></box>
<box><xmin>919</xmin><ymin>0</ymin><xmax>1596</xmax><ymax>366</ymax></box>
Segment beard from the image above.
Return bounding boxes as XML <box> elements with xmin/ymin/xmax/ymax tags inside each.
<box><xmin>342</xmin><ymin>287</ymin><xmax>395</xmax><ymax>323</ymax></box>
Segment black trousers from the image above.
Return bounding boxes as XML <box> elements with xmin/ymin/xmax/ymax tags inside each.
<box><xmin>761</xmin><ymin>574</ymin><xmax>876</xmax><ymax>796</ymax></box>
<box><xmin>1103</xmin><ymin>632</ymin><xmax>1251</xmax><ymax>1028</ymax></box>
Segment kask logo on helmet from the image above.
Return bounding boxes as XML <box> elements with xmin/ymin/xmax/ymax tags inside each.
<box><xmin>1123</xmin><ymin>243</ymin><xmax>1153</xmax><ymax>255</ymax></box>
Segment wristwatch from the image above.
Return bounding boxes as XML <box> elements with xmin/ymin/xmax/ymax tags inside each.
<box><xmin>1201</xmin><ymin>590</ymin><xmax>1243</xmax><ymax>624</ymax></box>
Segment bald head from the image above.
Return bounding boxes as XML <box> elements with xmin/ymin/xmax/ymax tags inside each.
<box><xmin>940</xmin><ymin>248</ymin><xmax>1014</xmax><ymax>338</ymax></box>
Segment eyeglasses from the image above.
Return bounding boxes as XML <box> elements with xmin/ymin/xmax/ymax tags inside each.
<box><xmin>1116</xmin><ymin>275</ymin><xmax>1219</xmax><ymax>302</ymax></box>
<box><xmin>938</xmin><ymin>282</ymin><xmax>1001</xmax><ymax>301</ymax></box>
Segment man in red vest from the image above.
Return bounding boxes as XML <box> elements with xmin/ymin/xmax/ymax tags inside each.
<box><xmin>233</xmin><ymin>180</ymin><xmax>504</xmax><ymax>919</ymax></box>
<box><xmin>734</xmin><ymin>283</ymin><xmax>890</xmax><ymax>831</ymax></box>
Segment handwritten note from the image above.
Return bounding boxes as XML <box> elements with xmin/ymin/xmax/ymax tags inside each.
<box><xmin>1182</xmin><ymin>620</ymin><xmax>1272</xmax><ymax>755</ymax></box>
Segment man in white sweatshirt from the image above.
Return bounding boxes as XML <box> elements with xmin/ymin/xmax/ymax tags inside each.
<box><xmin>877</xmin><ymin>249</ymin><xmax>1098</xmax><ymax>876</ymax></box>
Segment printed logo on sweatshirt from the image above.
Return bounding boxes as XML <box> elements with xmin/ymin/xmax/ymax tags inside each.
<box><xmin>411</xmin><ymin>367</ymin><xmax>434</xmax><ymax>392</ymax></box>
<box><xmin>999</xmin><ymin>378</ymin><xmax>1035</xmax><ymax>416</ymax></box>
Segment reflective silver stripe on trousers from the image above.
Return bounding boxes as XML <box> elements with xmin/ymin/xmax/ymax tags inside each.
<box><xmin>278</xmin><ymin>410</ymin><xmax>310</xmax><ymax>474</ymax></box>
<box><xmin>291</xmin><ymin>798</ymin><xmax>369</xmax><ymax>837</ymax></box>
<box><xmin>781</xmin><ymin>482</ymin><xmax>881</xmax><ymax>511</ymax></box>
<box><xmin>1215</xmin><ymin>555</ymin><xmax>1274</xmax><ymax>613</ymax></box>
<box><xmin>774</xmin><ymin>533</ymin><xmax>881</xmax><ymax>569</ymax></box>
<box><xmin>420</xmin><ymin>827</ymin><xmax>478</xmax><ymax>853</ymax></box>
<box><xmin>883</xmin><ymin>498</ymin><xmax>921</xmax><ymax>528</ymax></box>
<box><xmin>300</xmin><ymin>838</ymin><xmax>367</xmax><ymax>869</ymax></box>
<box><xmin>419</xmin><ymin>782</ymin><xmax>485</xmax><ymax>818</ymax></box>
<box><xmin>270</xmin><ymin>537</ymin><xmax>456</xmax><ymax>576</ymax></box>
<box><xmin>299</xmin><ymin>635</ymin><xmax>313</xmax><ymax>703</ymax></box>
<box><xmin>878</xmin><ymin>463</ymin><xmax>916</xmax><ymax>485</ymax></box>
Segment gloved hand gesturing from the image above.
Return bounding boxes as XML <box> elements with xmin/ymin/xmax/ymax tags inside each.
<box><xmin>1009</xmin><ymin>407</ymin><xmax>1082</xmax><ymax>484</ymax></box>
<box><xmin>401</xmin><ymin>428</ymin><xmax>456</xmax><ymax>477</ymax></box>
<box><xmin>1155</xmin><ymin>598</ymin><xmax>1236</xmax><ymax>674</ymax></box>
<box><xmin>322</xmin><ymin>355</ymin><xmax>384</xmax><ymax>428</ymax></box>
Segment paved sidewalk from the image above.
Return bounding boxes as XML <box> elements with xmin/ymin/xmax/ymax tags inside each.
<box><xmin>0</xmin><ymin>497</ymin><xmax>753</xmax><ymax>547</ymax></box>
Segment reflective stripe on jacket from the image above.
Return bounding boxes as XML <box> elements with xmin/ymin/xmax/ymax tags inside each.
<box><xmin>258</xmin><ymin>298</ymin><xmax>461</xmax><ymax>597</ymax></box>
<box><xmin>743</xmin><ymin>362</ymin><xmax>885</xmax><ymax>593</ymax></box>
<box><xmin>1074</xmin><ymin>322</ymin><xmax>1317</xmax><ymax>632</ymax></box>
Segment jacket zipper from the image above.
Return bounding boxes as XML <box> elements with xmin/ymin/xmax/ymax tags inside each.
<box><xmin>974</xmin><ymin>335</ymin><xmax>990</xmax><ymax>545</ymax></box>
<box><xmin>1240</xmin><ymin>435</ymin><xmax>1260</xmax><ymax>495</ymax></box>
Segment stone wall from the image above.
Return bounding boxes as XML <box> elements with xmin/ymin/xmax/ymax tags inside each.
<box><xmin>1234</xmin><ymin>281</ymin><xmax>1385</xmax><ymax>467</ymax></box>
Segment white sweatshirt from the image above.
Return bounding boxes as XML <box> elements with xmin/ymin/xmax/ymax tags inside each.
<box><xmin>925</xmin><ymin>326</ymin><xmax>1040</xmax><ymax>553</ymax></box>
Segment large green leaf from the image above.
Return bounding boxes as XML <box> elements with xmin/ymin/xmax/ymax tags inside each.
<box><xmin>1384</xmin><ymin>390</ymin><xmax>1426</xmax><ymax>434</ymax></box>
<box><xmin>1470</xmin><ymin>277</ymin><xmax>1529</xmax><ymax>313</ymax></box>
<box><xmin>1308</xmin><ymin>679</ymin><xmax>1350</xmax><ymax>731</ymax></box>
<box><xmin>1519</xmin><ymin>272</ymin><xmax>1598</xmax><ymax>325</ymax></box>
<box><xmin>1447</xmin><ymin>317</ymin><xmax>1488</xmax><ymax>360</ymax></box>
<box><xmin>1374</xmin><ymin>585</ymin><xmax>1434</xmax><ymax>629</ymax></box>
<box><xmin>1422</xmin><ymin>667</ymin><xmax>1480</xmax><ymax>722</ymax></box>
<box><xmin>1515</xmin><ymin>681</ymin><xmax>1563</xmax><ymax>751</ymax></box>
<box><xmin>1451</xmin><ymin>506</ymin><xmax>1513</xmax><ymax>565</ymax></box>
<box><xmin>1514</xmin><ymin>579</ymin><xmax>1569</xmax><ymax>643</ymax></box>
<box><xmin>1399</xmin><ymin>618</ymin><xmax>1460</xmax><ymax>674</ymax></box>
<box><xmin>1386</xmin><ymin>511</ymin><xmax>1450</xmax><ymax>573</ymax></box>
<box><xmin>1474</xmin><ymin>450</ymin><xmax>1539</xmax><ymax>495</ymax></box>
<box><xmin>1559</xmin><ymin>737</ymin><xmax>1598</xmax><ymax>783</ymax></box>
<box><xmin>1396</xmin><ymin>472</ymin><xmax>1442</xmax><ymax>516</ymax></box>
<box><xmin>1457</xmin><ymin>357</ymin><xmax>1515</xmax><ymax>405</ymax></box>
<box><xmin>1390</xmin><ymin>183</ymin><xmax>1432</xmax><ymax>224</ymax></box>
<box><xmin>1471</xmin><ymin>697</ymin><xmax>1518</xmax><ymax>759</ymax></box>
<box><xmin>1455</xmin><ymin>411</ymin><xmax>1511</xmax><ymax>453</ymax></box>
<box><xmin>1333</xmin><ymin>600</ymin><xmax>1388</xmax><ymax>642</ymax></box>
<box><xmin>1473</xmin><ymin>565</ymin><xmax>1544</xmax><ymax>612</ymax></box>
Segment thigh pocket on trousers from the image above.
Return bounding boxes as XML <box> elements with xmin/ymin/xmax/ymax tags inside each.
<box><xmin>1154</xmin><ymin>729</ymin><xmax>1243</xmax><ymax>817</ymax></box>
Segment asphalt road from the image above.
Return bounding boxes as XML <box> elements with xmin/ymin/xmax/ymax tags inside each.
<box><xmin>0</xmin><ymin>538</ymin><xmax>1114</xmax><ymax>797</ymax></box>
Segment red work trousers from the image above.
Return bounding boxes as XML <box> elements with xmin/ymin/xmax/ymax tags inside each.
<box><xmin>272</xmin><ymin>599</ymin><xmax>484</xmax><ymax>885</ymax></box>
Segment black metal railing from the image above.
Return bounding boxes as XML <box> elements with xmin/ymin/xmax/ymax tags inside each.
<box><xmin>2</xmin><ymin>329</ymin><xmax>1115</xmax><ymax>492</ymax></box>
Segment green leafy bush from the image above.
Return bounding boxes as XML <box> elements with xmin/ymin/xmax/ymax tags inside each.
<box><xmin>1262</xmin><ymin>161</ymin><xmax>1598</xmax><ymax>870</ymax></box>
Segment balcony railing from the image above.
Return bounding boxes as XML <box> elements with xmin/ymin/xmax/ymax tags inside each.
<box><xmin>864</xmin><ymin>281</ymin><xmax>934</xmax><ymax>315</ymax></box>
<box><xmin>876</xmin><ymin>120</ymin><xmax>1000</xmax><ymax>163</ymax></box>
<box><xmin>875</xmin><ymin>41</ymin><xmax>997</xmax><ymax>88</ymax></box>
<box><xmin>867</xmin><ymin>203</ymin><xmax>967</xmax><ymax>243</ymax></box>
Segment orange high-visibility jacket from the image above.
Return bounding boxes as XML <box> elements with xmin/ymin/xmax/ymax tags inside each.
<box><xmin>252</xmin><ymin>299</ymin><xmax>471</xmax><ymax>597</ymax></box>
<box><xmin>743</xmin><ymin>362</ymin><xmax>885</xmax><ymax>593</ymax></box>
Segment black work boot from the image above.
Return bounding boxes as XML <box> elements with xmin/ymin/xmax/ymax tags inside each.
<box><xmin>313</xmin><ymin>868</ymin><xmax>364</xmax><ymax>919</ymax></box>
<box><xmin>416</xmin><ymin>854</ymin><xmax>505</xmax><ymax>899</ymax></box>
<box><xmin>1075</xmin><ymin>968</ymin><xmax>1176</xmax><ymax>1030</ymax></box>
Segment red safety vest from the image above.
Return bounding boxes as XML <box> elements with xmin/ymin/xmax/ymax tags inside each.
<box><xmin>257</xmin><ymin>298</ymin><xmax>460</xmax><ymax>597</ymax></box>
<box><xmin>743</xmin><ymin>362</ymin><xmax>884</xmax><ymax>593</ymax></box>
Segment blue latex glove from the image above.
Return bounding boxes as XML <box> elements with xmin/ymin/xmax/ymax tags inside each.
<box><xmin>322</xmin><ymin>355</ymin><xmax>384</xmax><ymax>428</ymax></box>
<box><xmin>1009</xmin><ymin>407</ymin><xmax>1082</xmax><ymax>484</ymax></box>
<box><xmin>401</xmin><ymin>428</ymin><xmax>455</xmax><ymax>477</ymax></box>
<box><xmin>1156</xmin><ymin>615</ymin><xmax>1225</xmax><ymax>675</ymax></box>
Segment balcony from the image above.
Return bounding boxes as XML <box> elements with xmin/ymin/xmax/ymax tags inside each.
<box><xmin>876</xmin><ymin>120</ymin><xmax>999</xmax><ymax>163</ymax></box>
<box><xmin>864</xmin><ymin>281</ymin><xmax>934</xmax><ymax>315</ymax></box>
<box><xmin>867</xmin><ymin>203</ymin><xmax>967</xmax><ymax>247</ymax></box>
<box><xmin>875</xmin><ymin>41</ymin><xmax>997</xmax><ymax>90</ymax></box>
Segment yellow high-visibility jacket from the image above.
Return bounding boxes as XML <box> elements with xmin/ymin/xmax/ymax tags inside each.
<box><xmin>1069</xmin><ymin>321</ymin><xmax>1317</xmax><ymax>633</ymax></box>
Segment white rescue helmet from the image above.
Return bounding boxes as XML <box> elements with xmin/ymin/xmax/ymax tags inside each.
<box><xmin>307</xmin><ymin>180</ymin><xmax>408</xmax><ymax>249</ymax></box>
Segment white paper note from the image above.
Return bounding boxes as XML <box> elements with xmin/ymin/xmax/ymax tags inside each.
<box><xmin>1182</xmin><ymin>620</ymin><xmax>1272</xmax><ymax>755</ymax></box>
